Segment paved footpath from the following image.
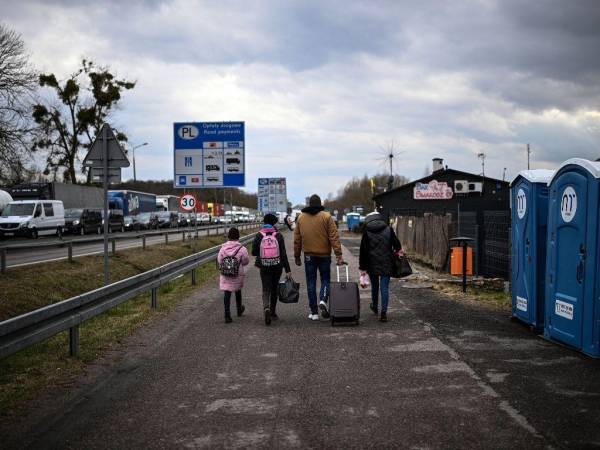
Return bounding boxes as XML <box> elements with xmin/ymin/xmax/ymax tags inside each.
<box><xmin>5</xmin><ymin>232</ymin><xmax>600</xmax><ymax>449</ymax></box>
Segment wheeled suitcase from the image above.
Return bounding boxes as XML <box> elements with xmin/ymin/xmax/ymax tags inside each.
<box><xmin>329</xmin><ymin>265</ymin><xmax>360</xmax><ymax>326</ymax></box>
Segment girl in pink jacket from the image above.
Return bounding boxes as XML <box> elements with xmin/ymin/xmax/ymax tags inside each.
<box><xmin>217</xmin><ymin>227</ymin><xmax>250</xmax><ymax>323</ymax></box>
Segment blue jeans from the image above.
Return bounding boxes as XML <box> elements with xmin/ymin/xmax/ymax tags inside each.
<box><xmin>370</xmin><ymin>274</ymin><xmax>390</xmax><ymax>313</ymax></box>
<box><xmin>304</xmin><ymin>255</ymin><xmax>331</xmax><ymax>314</ymax></box>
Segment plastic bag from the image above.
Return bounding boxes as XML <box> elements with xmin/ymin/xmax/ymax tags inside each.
<box><xmin>359</xmin><ymin>272</ymin><xmax>370</xmax><ymax>289</ymax></box>
<box><xmin>278</xmin><ymin>277</ymin><xmax>300</xmax><ymax>303</ymax></box>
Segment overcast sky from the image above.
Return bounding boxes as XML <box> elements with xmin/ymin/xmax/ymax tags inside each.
<box><xmin>2</xmin><ymin>0</ymin><xmax>600</xmax><ymax>203</ymax></box>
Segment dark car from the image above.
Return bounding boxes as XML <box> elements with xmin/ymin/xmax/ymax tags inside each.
<box><xmin>64</xmin><ymin>208</ymin><xmax>103</xmax><ymax>235</ymax></box>
<box><xmin>124</xmin><ymin>215</ymin><xmax>141</xmax><ymax>232</ymax></box>
<box><xmin>185</xmin><ymin>213</ymin><xmax>197</xmax><ymax>227</ymax></box>
<box><xmin>226</xmin><ymin>158</ymin><xmax>240</xmax><ymax>164</ymax></box>
<box><xmin>177</xmin><ymin>212</ymin><xmax>189</xmax><ymax>227</ymax></box>
<box><xmin>101</xmin><ymin>209</ymin><xmax>125</xmax><ymax>233</ymax></box>
<box><xmin>205</xmin><ymin>164</ymin><xmax>220</xmax><ymax>171</ymax></box>
<box><xmin>156</xmin><ymin>211</ymin><xmax>178</xmax><ymax>228</ymax></box>
<box><xmin>137</xmin><ymin>212</ymin><xmax>159</xmax><ymax>230</ymax></box>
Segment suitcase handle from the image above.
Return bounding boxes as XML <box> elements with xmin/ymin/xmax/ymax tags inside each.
<box><xmin>336</xmin><ymin>264</ymin><xmax>349</xmax><ymax>282</ymax></box>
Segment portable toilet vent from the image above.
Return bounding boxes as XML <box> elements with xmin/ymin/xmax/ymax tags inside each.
<box><xmin>510</xmin><ymin>169</ymin><xmax>554</xmax><ymax>329</ymax></box>
<box><xmin>545</xmin><ymin>158</ymin><xmax>600</xmax><ymax>357</ymax></box>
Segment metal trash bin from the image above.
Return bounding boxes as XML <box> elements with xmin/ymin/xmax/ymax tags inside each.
<box><xmin>545</xmin><ymin>158</ymin><xmax>600</xmax><ymax>357</ymax></box>
<box><xmin>510</xmin><ymin>169</ymin><xmax>554</xmax><ymax>329</ymax></box>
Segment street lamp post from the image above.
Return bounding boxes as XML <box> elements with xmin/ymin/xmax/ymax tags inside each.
<box><xmin>131</xmin><ymin>142</ymin><xmax>148</xmax><ymax>183</ymax></box>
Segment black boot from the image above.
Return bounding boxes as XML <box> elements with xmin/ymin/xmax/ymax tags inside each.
<box><xmin>370</xmin><ymin>303</ymin><xmax>378</xmax><ymax>315</ymax></box>
<box><xmin>380</xmin><ymin>312</ymin><xmax>387</xmax><ymax>323</ymax></box>
<box><xmin>270</xmin><ymin>299</ymin><xmax>278</xmax><ymax>320</ymax></box>
<box><xmin>237</xmin><ymin>305</ymin><xmax>245</xmax><ymax>317</ymax></box>
<box><xmin>236</xmin><ymin>294</ymin><xmax>244</xmax><ymax>317</ymax></box>
<box><xmin>225</xmin><ymin>313</ymin><xmax>233</xmax><ymax>324</ymax></box>
<box><xmin>264</xmin><ymin>308</ymin><xmax>271</xmax><ymax>325</ymax></box>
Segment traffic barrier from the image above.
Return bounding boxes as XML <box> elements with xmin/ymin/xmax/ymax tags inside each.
<box><xmin>0</xmin><ymin>232</ymin><xmax>257</xmax><ymax>359</ymax></box>
<box><xmin>0</xmin><ymin>222</ymin><xmax>261</xmax><ymax>273</ymax></box>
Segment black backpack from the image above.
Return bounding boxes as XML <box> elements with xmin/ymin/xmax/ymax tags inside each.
<box><xmin>219</xmin><ymin>246</ymin><xmax>243</xmax><ymax>277</ymax></box>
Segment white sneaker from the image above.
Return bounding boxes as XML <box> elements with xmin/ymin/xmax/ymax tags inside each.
<box><xmin>319</xmin><ymin>300</ymin><xmax>330</xmax><ymax>318</ymax></box>
<box><xmin>308</xmin><ymin>313</ymin><xmax>319</xmax><ymax>321</ymax></box>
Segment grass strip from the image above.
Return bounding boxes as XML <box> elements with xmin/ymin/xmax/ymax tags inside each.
<box><xmin>0</xmin><ymin>230</ymin><xmax>256</xmax><ymax>420</ymax></box>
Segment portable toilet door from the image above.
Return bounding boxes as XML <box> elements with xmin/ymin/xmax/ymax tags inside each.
<box><xmin>510</xmin><ymin>169</ymin><xmax>554</xmax><ymax>329</ymax></box>
<box><xmin>545</xmin><ymin>158</ymin><xmax>600</xmax><ymax>356</ymax></box>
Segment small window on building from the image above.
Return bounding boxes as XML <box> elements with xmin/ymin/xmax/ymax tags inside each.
<box><xmin>43</xmin><ymin>203</ymin><xmax>54</xmax><ymax>217</ymax></box>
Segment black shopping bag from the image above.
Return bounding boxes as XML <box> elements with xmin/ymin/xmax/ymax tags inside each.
<box><xmin>393</xmin><ymin>254</ymin><xmax>413</xmax><ymax>278</ymax></box>
<box><xmin>278</xmin><ymin>278</ymin><xmax>300</xmax><ymax>303</ymax></box>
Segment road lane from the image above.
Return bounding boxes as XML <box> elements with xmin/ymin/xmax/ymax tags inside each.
<box><xmin>3</xmin><ymin>225</ymin><xmax>252</xmax><ymax>268</ymax></box>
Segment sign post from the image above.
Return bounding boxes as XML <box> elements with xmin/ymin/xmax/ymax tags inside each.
<box><xmin>173</xmin><ymin>122</ymin><xmax>245</xmax><ymax>189</ymax></box>
<box><xmin>258</xmin><ymin>178</ymin><xmax>287</xmax><ymax>214</ymax></box>
<box><xmin>83</xmin><ymin>123</ymin><xmax>130</xmax><ymax>285</ymax></box>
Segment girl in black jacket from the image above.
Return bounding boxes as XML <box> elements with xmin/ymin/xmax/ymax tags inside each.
<box><xmin>252</xmin><ymin>213</ymin><xmax>291</xmax><ymax>325</ymax></box>
<box><xmin>359</xmin><ymin>212</ymin><xmax>402</xmax><ymax>322</ymax></box>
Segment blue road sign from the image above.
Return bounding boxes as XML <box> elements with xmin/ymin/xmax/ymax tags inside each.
<box><xmin>173</xmin><ymin>122</ymin><xmax>245</xmax><ymax>188</ymax></box>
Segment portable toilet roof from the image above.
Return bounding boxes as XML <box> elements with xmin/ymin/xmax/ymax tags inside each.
<box><xmin>547</xmin><ymin>158</ymin><xmax>600</xmax><ymax>185</ymax></box>
<box><xmin>510</xmin><ymin>169</ymin><xmax>555</xmax><ymax>187</ymax></box>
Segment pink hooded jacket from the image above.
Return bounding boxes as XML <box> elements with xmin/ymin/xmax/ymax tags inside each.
<box><xmin>217</xmin><ymin>240</ymin><xmax>250</xmax><ymax>292</ymax></box>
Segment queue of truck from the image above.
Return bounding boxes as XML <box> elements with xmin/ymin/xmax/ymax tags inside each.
<box><xmin>0</xmin><ymin>182</ymin><xmax>260</xmax><ymax>240</ymax></box>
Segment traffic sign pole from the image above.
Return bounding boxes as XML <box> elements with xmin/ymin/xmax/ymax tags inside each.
<box><xmin>103</xmin><ymin>124</ymin><xmax>109</xmax><ymax>285</ymax></box>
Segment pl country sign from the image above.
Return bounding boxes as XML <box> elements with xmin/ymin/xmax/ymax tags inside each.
<box><xmin>413</xmin><ymin>180</ymin><xmax>454</xmax><ymax>200</ymax></box>
<box><xmin>173</xmin><ymin>122</ymin><xmax>245</xmax><ymax>188</ymax></box>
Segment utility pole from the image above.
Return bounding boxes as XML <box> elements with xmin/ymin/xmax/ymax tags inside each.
<box><xmin>502</xmin><ymin>167</ymin><xmax>507</xmax><ymax>181</ymax></box>
<box><xmin>477</xmin><ymin>152</ymin><xmax>486</xmax><ymax>177</ymax></box>
<box><xmin>527</xmin><ymin>143</ymin><xmax>531</xmax><ymax>170</ymax></box>
<box><xmin>131</xmin><ymin>142</ymin><xmax>148</xmax><ymax>184</ymax></box>
<box><xmin>477</xmin><ymin>152</ymin><xmax>486</xmax><ymax>194</ymax></box>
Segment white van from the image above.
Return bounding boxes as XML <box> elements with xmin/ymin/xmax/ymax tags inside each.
<box><xmin>0</xmin><ymin>200</ymin><xmax>65</xmax><ymax>239</ymax></box>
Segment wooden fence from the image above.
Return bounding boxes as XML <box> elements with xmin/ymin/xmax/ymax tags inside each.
<box><xmin>393</xmin><ymin>214</ymin><xmax>452</xmax><ymax>270</ymax></box>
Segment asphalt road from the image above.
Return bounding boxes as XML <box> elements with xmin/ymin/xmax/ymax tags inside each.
<box><xmin>2</xmin><ymin>225</ymin><xmax>239</xmax><ymax>268</ymax></box>
<box><xmin>4</xmin><ymin>232</ymin><xmax>600</xmax><ymax>449</ymax></box>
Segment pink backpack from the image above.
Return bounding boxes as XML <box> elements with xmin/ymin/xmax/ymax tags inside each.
<box><xmin>259</xmin><ymin>230</ymin><xmax>281</xmax><ymax>267</ymax></box>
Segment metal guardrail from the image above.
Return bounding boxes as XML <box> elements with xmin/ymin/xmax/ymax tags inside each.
<box><xmin>0</xmin><ymin>222</ymin><xmax>260</xmax><ymax>273</ymax></box>
<box><xmin>0</xmin><ymin>233</ymin><xmax>257</xmax><ymax>359</ymax></box>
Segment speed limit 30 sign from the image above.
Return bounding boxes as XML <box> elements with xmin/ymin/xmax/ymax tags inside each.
<box><xmin>180</xmin><ymin>194</ymin><xmax>197</xmax><ymax>211</ymax></box>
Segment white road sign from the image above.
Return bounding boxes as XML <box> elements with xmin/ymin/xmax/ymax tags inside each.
<box><xmin>180</xmin><ymin>194</ymin><xmax>197</xmax><ymax>211</ymax></box>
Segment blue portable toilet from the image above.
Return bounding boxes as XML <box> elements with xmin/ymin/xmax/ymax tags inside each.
<box><xmin>545</xmin><ymin>158</ymin><xmax>600</xmax><ymax>357</ymax></box>
<box><xmin>510</xmin><ymin>169</ymin><xmax>554</xmax><ymax>329</ymax></box>
<box><xmin>346</xmin><ymin>213</ymin><xmax>360</xmax><ymax>231</ymax></box>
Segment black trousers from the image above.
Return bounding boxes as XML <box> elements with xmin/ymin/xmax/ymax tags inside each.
<box><xmin>260</xmin><ymin>266</ymin><xmax>282</xmax><ymax>311</ymax></box>
<box><xmin>223</xmin><ymin>290</ymin><xmax>242</xmax><ymax>316</ymax></box>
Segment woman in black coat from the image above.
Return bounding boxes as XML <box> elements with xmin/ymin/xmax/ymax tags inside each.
<box><xmin>358</xmin><ymin>212</ymin><xmax>402</xmax><ymax>322</ymax></box>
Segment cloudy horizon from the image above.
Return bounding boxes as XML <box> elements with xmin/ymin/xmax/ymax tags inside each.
<box><xmin>2</xmin><ymin>0</ymin><xmax>600</xmax><ymax>203</ymax></box>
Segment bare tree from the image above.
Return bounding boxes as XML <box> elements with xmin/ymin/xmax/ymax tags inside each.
<box><xmin>0</xmin><ymin>24</ymin><xmax>37</xmax><ymax>184</ymax></box>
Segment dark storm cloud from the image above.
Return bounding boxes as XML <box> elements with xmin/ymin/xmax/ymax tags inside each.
<box><xmin>2</xmin><ymin>0</ymin><xmax>600</xmax><ymax>198</ymax></box>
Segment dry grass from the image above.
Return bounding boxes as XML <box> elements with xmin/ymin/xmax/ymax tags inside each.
<box><xmin>433</xmin><ymin>282</ymin><xmax>511</xmax><ymax>310</ymax></box>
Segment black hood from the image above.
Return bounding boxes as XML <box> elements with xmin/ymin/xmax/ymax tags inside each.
<box><xmin>365</xmin><ymin>213</ymin><xmax>387</xmax><ymax>232</ymax></box>
<box><xmin>301</xmin><ymin>205</ymin><xmax>324</xmax><ymax>215</ymax></box>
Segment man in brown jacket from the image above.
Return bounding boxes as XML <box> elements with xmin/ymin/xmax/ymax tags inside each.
<box><xmin>294</xmin><ymin>194</ymin><xmax>344</xmax><ymax>320</ymax></box>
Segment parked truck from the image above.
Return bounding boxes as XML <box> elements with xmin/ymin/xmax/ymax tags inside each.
<box><xmin>108</xmin><ymin>190</ymin><xmax>157</xmax><ymax>216</ymax></box>
<box><xmin>9</xmin><ymin>182</ymin><xmax>103</xmax><ymax>209</ymax></box>
<box><xmin>156</xmin><ymin>195</ymin><xmax>180</xmax><ymax>212</ymax></box>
